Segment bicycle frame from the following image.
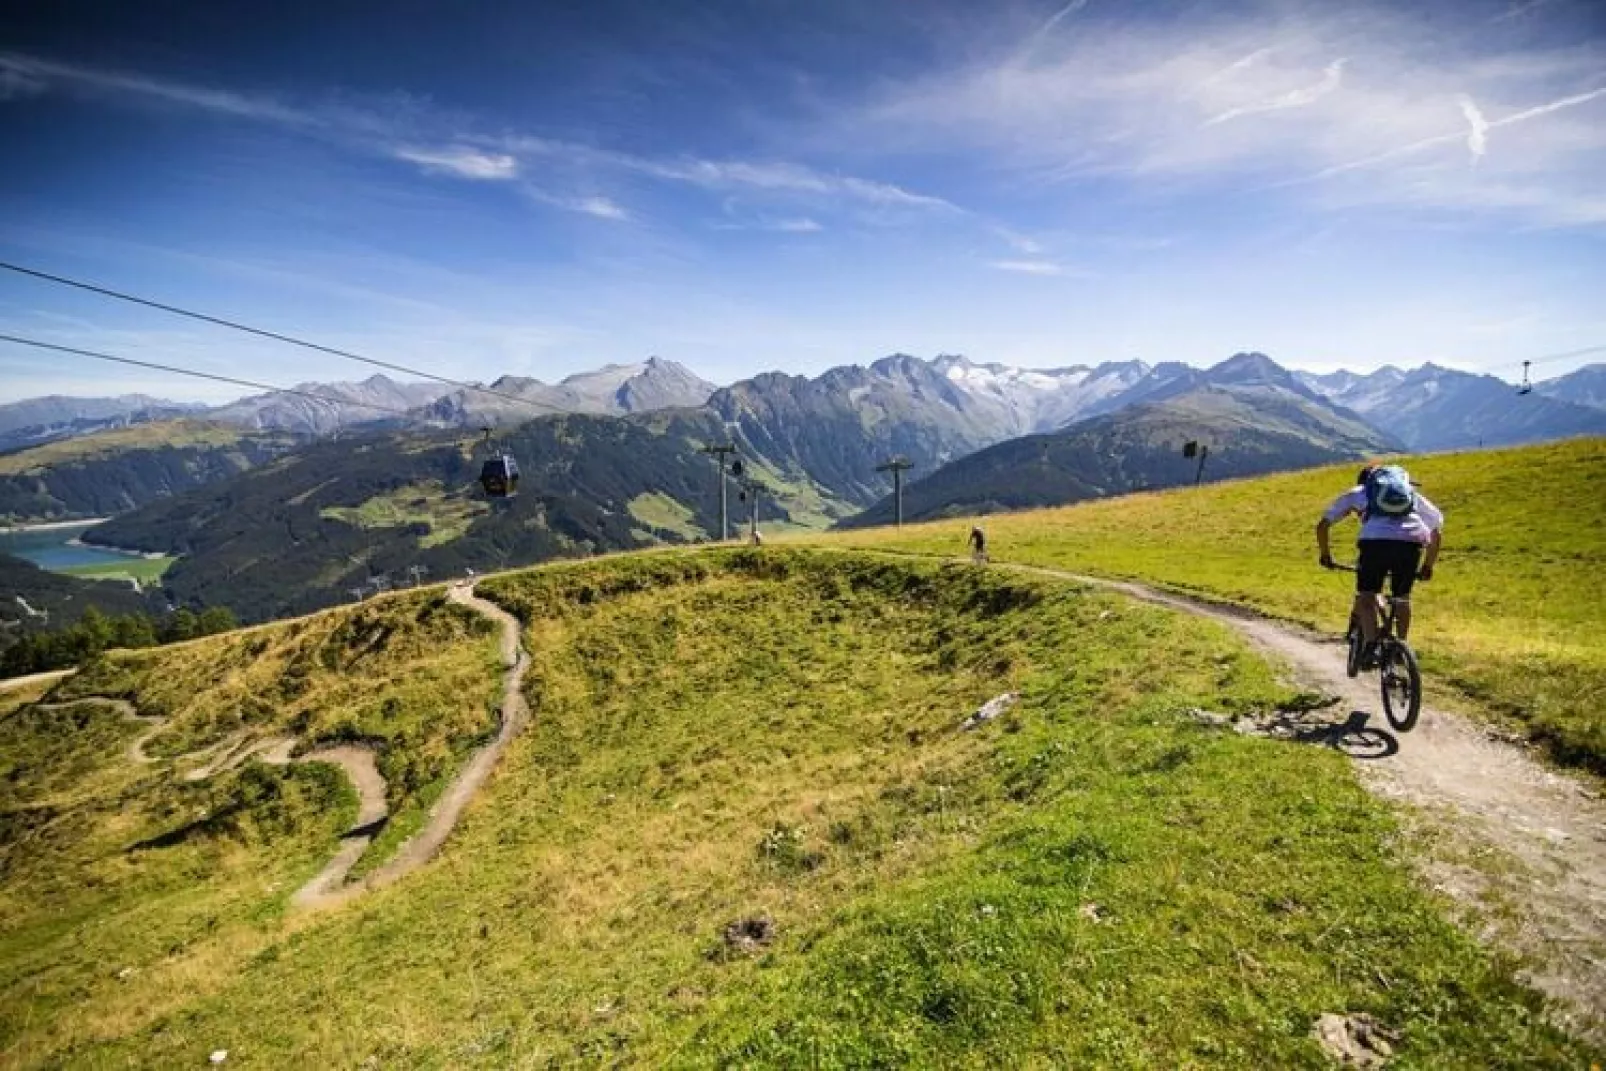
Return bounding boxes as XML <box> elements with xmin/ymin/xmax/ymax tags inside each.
<box><xmin>1328</xmin><ymin>561</ymin><xmax>1423</xmax><ymax>731</ymax></box>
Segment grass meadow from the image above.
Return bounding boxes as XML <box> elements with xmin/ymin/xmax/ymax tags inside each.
<box><xmin>812</xmin><ymin>438</ymin><xmax>1606</xmax><ymax>773</ymax></box>
<box><xmin>1</xmin><ymin>549</ymin><xmax>1591</xmax><ymax>1065</ymax></box>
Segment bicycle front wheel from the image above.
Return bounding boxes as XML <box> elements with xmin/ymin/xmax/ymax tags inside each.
<box><xmin>1380</xmin><ymin>641</ymin><xmax>1422</xmax><ymax>732</ymax></box>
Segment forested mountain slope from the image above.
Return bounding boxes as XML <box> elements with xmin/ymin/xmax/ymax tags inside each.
<box><xmin>85</xmin><ymin>412</ymin><xmax>805</xmax><ymax>621</ymax></box>
<box><xmin>0</xmin><ymin>421</ymin><xmax>298</xmax><ymax>522</ymax></box>
<box><xmin>844</xmin><ymin>362</ymin><xmax>1395</xmax><ymax>527</ymax></box>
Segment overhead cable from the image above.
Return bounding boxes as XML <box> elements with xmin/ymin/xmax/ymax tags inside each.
<box><xmin>0</xmin><ymin>259</ymin><xmax>567</xmax><ymax>414</ymax></box>
<box><xmin>0</xmin><ymin>333</ymin><xmax>418</xmax><ymax>418</ymax></box>
<box><xmin>1509</xmin><ymin>344</ymin><xmax>1606</xmax><ymax>369</ymax></box>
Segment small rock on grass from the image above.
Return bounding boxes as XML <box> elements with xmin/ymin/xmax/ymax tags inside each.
<box><xmin>962</xmin><ymin>692</ymin><xmax>1020</xmax><ymax>731</ymax></box>
<box><xmin>1311</xmin><ymin>1013</ymin><xmax>1396</xmax><ymax>1067</ymax></box>
<box><xmin>209</xmin><ymin>1051</ymin><xmax>228</xmax><ymax>1065</ymax></box>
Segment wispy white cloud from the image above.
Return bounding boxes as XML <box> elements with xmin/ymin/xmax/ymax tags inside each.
<box><xmin>1458</xmin><ymin>96</ymin><xmax>1489</xmax><ymax>160</ymax></box>
<box><xmin>1492</xmin><ymin>0</ymin><xmax>1554</xmax><ymax>22</ymax></box>
<box><xmin>0</xmin><ymin>50</ymin><xmax>956</xmax><ymax>222</ymax></box>
<box><xmin>1498</xmin><ymin>85</ymin><xmax>1606</xmax><ymax>124</ymax></box>
<box><xmin>710</xmin><ymin>208</ymin><xmax>825</xmax><ymax>233</ymax></box>
<box><xmin>0</xmin><ymin>65</ymin><xmax>45</xmax><ymax>102</ymax></box>
<box><xmin>1201</xmin><ymin>46</ymin><xmax>1277</xmax><ymax>87</ymax></box>
<box><xmin>989</xmin><ymin>259</ymin><xmax>1063</xmax><ymax>275</ymax></box>
<box><xmin>393</xmin><ymin>146</ymin><xmax>519</xmax><ymax>181</ymax></box>
<box><xmin>994</xmin><ymin>227</ymin><xmax>1044</xmax><ymax>254</ymax></box>
<box><xmin>1305</xmin><ymin>85</ymin><xmax>1606</xmax><ymax>185</ymax></box>
<box><xmin>1204</xmin><ymin>58</ymin><xmax>1346</xmax><ymax>126</ymax></box>
<box><xmin>490</xmin><ymin>141</ymin><xmax>958</xmax><ymax>212</ymax></box>
<box><xmin>1026</xmin><ymin>0</ymin><xmax>1089</xmax><ymax>50</ymax></box>
<box><xmin>831</xmin><ymin>4</ymin><xmax>1606</xmax><ymax>227</ymax></box>
<box><xmin>523</xmin><ymin>188</ymin><xmax>630</xmax><ymax>220</ymax></box>
<box><xmin>0</xmin><ymin>51</ymin><xmax>313</xmax><ymax>125</ymax></box>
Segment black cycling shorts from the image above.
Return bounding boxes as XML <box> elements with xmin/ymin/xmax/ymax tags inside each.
<box><xmin>1356</xmin><ymin>539</ymin><xmax>1423</xmax><ymax>598</ymax></box>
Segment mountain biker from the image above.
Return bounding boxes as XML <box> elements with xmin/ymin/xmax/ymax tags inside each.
<box><xmin>1315</xmin><ymin>463</ymin><xmax>1443</xmax><ymax>666</ymax></box>
<box><xmin>969</xmin><ymin>525</ymin><xmax>988</xmax><ymax>564</ymax></box>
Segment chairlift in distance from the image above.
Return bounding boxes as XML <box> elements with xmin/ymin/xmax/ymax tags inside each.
<box><xmin>476</xmin><ymin>426</ymin><xmax>519</xmax><ymax>499</ymax></box>
<box><xmin>1516</xmin><ymin>360</ymin><xmax>1533</xmax><ymax>396</ymax></box>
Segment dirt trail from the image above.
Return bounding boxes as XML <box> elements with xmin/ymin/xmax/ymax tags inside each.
<box><xmin>0</xmin><ymin>668</ymin><xmax>73</xmax><ymax>693</ymax></box>
<box><xmin>278</xmin><ymin>746</ymin><xmax>389</xmax><ymax>909</ymax></box>
<box><xmin>354</xmin><ymin>584</ymin><xmax>530</xmax><ymax>883</ymax></box>
<box><xmin>281</xmin><ymin>581</ymin><xmax>531</xmax><ymax>910</ymax></box>
<box><xmin>23</xmin><ymin>581</ymin><xmax>529</xmax><ymax>911</ymax></box>
<box><xmin>34</xmin><ymin>697</ymin><xmax>164</xmax><ymax>763</ymax></box>
<box><xmin>183</xmin><ymin>734</ymin><xmax>298</xmax><ymax>782</ymax></box>
<box><xmin>992</xmin><ymin>560</ymin><xmax>1606</xmax><ymax>1037</ymax></box>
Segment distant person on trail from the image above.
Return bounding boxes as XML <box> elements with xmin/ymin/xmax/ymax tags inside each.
<box><xmin>969</xmin><ymin>525</ymin><xmax>988</xmax><ymax>564</ymax></box>
<box><xmin>1316</xmin><ymin>463</ymin><xmax>1443</xmax><ymax>666</ymax></box>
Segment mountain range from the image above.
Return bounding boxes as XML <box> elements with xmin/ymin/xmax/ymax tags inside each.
<box><xmin>421</xmin><ymin>357</ymin><xmax>718</xmax><ymax>428</ymax></box>
<box><xmin>843</xmin><ymin>353</ymin><xmax>1400</xmax><ymax>527</ymax></box>
<box><xmin>8</xmin><ymin>352</ymin><xmax>1599</xmax><ymax>450</ymax></box>
<box><xmin>0</xmin><ymin>394</ymin><xmax>207</xmax><ymax>453</ymax></box>
<box><xmin>1535</xmin><ymin>364</ymin><xmax>1606</xmax><ymax>412</ymax></box>
<box><xmin>4</xmin><ymin>350</ymin><xmax>1603</xmax><ymax>628</ymax></box>
<box><xmin>205</xmin><ymin>375</ymin><xmax>445</xmax><ymax>434</ymax></box>
<box><xmin>1296</xmin><ymin>363</ymin><xmax>1606</xmax><ymax>451</ymax></box>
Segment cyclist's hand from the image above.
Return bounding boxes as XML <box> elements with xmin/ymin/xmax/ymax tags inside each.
<box><xmin>1319</xmin><ymin>552</ymin><xmax>1335</xmax><ymax>570</ymax></box>
<box><xmin>1417</xmin><ymin>564</ymin><xmax>1433</xmax><ymax>582</ymax></box>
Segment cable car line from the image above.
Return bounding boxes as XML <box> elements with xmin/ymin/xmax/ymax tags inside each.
<box><xmin>0</xmin><ymin>259</ymin><xmax>570</xmax><ymax>415</ymax></box>
<box><xmin>1</xmin><ymin>331</ymin><xmax>528</xmax><ymax>500</ymax></box>
<box><xmin>1484</xmin><ymin>344</ymin><xmax>1606</xmax><ymax>371</ymax></box>
<box><xmin>0</xmin><ymin>333</ymin><xmax>419</xmax><ymax>419</ymax></box>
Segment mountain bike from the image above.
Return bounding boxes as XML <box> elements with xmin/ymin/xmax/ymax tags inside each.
<box><xmin>1327</xmin><ymin>563</ymin><xmax>1422</xmax><ymax>732</ymax></box>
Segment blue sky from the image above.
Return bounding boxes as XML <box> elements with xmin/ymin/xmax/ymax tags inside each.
<box><xmin>1</xmin><ymin>0</ymin><xmax>1603</xmax><ymax>403</ymax></box>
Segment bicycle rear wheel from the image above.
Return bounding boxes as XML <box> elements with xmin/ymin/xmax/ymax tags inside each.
<box><xmin>1379</xmin><ymin>641</ymin><xmax>1421</xmax><ymax>732</ymax></box>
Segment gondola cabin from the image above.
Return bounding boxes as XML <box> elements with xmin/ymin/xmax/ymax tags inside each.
<box><xmin>479</xmin><ymin>453</ymin><xmax>519</xmax><ymax>498</ymax></box>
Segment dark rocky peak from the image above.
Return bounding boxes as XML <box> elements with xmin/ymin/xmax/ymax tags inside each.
<box><xmin>489</xmin><ymin>374</ymin><xmax>546</xmax><ymax>392</ymax></box>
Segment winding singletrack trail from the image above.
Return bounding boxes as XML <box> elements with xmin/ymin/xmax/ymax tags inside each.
<box><xmin>283</xmin><ymin>746</ymin><xmax>389</xmax><ymax>909</ymax></box>
<box><xmin>289</xmin><ymin>581</ymin><xmax>531</xmax><ymax>910</ymax></box>
<box><xmin>985</xmin><ymin>559</ymin><xmax>1606</xmax><ymax>1038</ymax></box>
<box><xmin>362</xmin><ymin>583</ymin><xmax>532</xmax><ymax>871</ymax></box>
<box><xmin>33</xmin><ymin>697</ymin><xmax>165</xmax><ymax>763</ymax></box>
<box><xmin>21</xmin><ymin>580</ymin><xmax>531</xmax><ymax>912</ymax></box>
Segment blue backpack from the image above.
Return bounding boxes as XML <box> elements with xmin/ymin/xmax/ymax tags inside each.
<box><xmin>1364</xmin><ymin>465</ymin><xmax>1416</xmax><ymax>519</ymax></box>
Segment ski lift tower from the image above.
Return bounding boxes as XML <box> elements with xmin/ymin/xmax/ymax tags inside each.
<box><xmin>700</xmin><ymin>442</ymin><xmax>740</xmax><ymax>541</ymax></box>
<box><xmin>875</xmin><ymin>456</ymin><xmax>914</xmax><ymax>527</ymax></box>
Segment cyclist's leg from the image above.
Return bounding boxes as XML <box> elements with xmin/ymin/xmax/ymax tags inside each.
<box><xmin>1388</xmin><ymin>542</ymin><xmax>1423</xmax><ymax>641</ymax></box>
<box><xmin>1354</xmin><ymin>541</ymin><xmax>1386</xmax><ymax>644</ymax></box>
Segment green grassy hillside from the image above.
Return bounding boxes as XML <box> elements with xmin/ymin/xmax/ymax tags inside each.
<box><xmin>1</xmin><ymin>549</ymin><xmax>1592</xmax><ymax>1065</ymax></box>
<box><xmin>1</xmin><ymin>590</ymin><xmax>504</xmax><ymax>1065</ymax></box>
<box><xmin>59</xmin><ymin>555</ymin><xmax>175</xmax><ymax>583</ymax></box>
<box><xmin>0</xmin><ymin>420</ymin><xmax>297</xmax><ymax>523</ymax></box>
<box><xmin>818</xmin><ymin>438</ymin><xmax>1606</xmax><ymax>772</ymax></box>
